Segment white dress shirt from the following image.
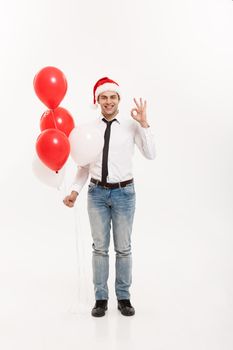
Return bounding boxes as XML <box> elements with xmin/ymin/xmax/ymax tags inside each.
<box><xmin>70</xmin><ymin>113</ymin><xmax>156</xmax><ymax>194</ymax></box>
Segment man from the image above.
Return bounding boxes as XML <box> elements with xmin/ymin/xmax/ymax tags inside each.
<box><xmin>63</xmin><ymin>77</ymin><xmax>156</xmax><ymax>317</ymax></box>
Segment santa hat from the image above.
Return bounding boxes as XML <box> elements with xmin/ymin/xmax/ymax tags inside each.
<box><xmin>92</xmin><ymin>77</ymin><xmax>120</xmax><ymax>108</ymax></box>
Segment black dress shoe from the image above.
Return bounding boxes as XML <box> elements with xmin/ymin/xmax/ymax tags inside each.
<box><xmin>91</xmin><ymin>300</ymin><xmax>108</xmax><ymax>317</ymax></box>
<box><xmin>118</xmin><ymin>299</ymin><xmax>135</xmax><ymax>316</ymax></box>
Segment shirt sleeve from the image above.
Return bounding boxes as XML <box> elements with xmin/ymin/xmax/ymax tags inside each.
<box><xmin>134</xmin><ymin>123</ymin><xmax>156</xmax><ymax>160</ymax></box>
<box><xmin>69</xmin><ymin>164</ymin><xmax>90</xmax><ymax>194</ymax></box>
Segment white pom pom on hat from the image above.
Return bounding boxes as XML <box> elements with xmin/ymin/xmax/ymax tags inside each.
<box><xmin>91</xmin><ymin>77</ymin><xmax>120</xmax><ymax>108</ymax></box>
<box><xmin>90</xmin><ymin>103</ymin><xmax>99</xmax><ymax>109</ymax></box>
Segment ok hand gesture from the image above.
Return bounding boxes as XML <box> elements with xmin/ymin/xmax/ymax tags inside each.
<box><xmin>131</xmin><ymin>98</ymin><xmax>149</xmax><ymax>128</ymax></box>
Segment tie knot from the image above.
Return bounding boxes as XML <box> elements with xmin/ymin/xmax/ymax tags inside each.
<box><xmin>102</xmin><ymin>118</ymin><xmax>117</xmax><ymax>125</ymax></box>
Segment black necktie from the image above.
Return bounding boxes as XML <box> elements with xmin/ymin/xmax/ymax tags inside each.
<box><xmin>101</xmin><ymin>118</ymin><xmax>116</xmax><ymax>184</ymax></box>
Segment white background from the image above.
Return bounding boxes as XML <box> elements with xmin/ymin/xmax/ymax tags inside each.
<box><xmin>0</xmin><ymin>0</ymin><xmax>233</xmax><ymax>349</ymax></box>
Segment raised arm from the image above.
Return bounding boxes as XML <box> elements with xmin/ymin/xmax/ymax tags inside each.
<box><xmin>131</xmin><ymin>98</ymin><xmax>156</xmax><ymax>160</ymax></box>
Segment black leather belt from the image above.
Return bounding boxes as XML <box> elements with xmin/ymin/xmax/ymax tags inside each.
<box><xmin>90</xmin><ymin>178</ymin><xmax>133</xmax><ymax>189</ymax></box>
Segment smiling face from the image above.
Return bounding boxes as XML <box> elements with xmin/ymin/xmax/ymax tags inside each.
<box><xmin>97</xmin><ymin>91</ymin><xmax>120</xmax><ymax>119</ymax></box>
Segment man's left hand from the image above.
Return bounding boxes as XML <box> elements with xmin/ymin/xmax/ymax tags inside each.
<box><xmin>131</xmin><ymin>98</ymin><xmax>149</xmax><ymax>128</ymax></box>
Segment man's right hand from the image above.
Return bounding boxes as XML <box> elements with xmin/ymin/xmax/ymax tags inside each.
<box><xmin>63</xmin><ymin>191</ymin><xmax>78</xmax><ymax>208</ymax></box>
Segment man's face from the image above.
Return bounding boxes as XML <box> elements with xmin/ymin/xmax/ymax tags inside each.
<box><xmin>97</xmin><ymin>91</ymin><xmax>120</xmax><ymax>116</ymax></box>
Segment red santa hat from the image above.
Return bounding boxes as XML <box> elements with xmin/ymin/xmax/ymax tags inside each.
<box><xmin>92</xmin><ymin>77</ymin><xmax>120</xmax><ymax>108</ymax></box>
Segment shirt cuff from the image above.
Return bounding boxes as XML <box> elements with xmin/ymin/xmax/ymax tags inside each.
<box><xmin>69</xmin><ymin>184</ymin><xmax>81</xmax><ymax>194</ymax></box>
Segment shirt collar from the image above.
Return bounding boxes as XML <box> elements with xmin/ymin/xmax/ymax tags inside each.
<box><xmin>99</xmin><ymin>113</ymin><xmax>121</xmax><ymax>124</ymax></box>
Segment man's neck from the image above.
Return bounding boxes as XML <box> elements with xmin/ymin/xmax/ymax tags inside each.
<box><xmin>101</xmin><ymin>109</ymin><xmax>119</xmax><ymax>121</ymax></box>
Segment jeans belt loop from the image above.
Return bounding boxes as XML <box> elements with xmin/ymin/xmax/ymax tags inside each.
<box><xmin>119</xmin><ymin>182</ymin><xmax>121</xmax><ymax>189</ymax></box>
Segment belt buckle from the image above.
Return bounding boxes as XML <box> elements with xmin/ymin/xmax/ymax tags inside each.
<box><xmin>103</xmin><ymin>182</ymin><xmax>109</xmax><ymax>189</ymax></box>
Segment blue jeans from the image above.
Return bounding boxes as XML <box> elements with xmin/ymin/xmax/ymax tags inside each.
<box><xmin>87</xmin><ymin>181</ymin><xmax>136</xmax><ymax>300</ymax></box>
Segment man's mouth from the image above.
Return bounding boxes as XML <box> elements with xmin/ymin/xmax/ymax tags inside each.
<box><xmin>105</xmin><ymin>105</ymin><xmax>114</xmax><ymax>110</ymax></box>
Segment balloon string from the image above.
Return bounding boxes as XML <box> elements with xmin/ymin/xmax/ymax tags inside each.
<box><xmin>68</xmin><ymin>203</ymin><xmax>89</xmax><ymax>313</ymax></box>
<box><xmin>51</xmin><ymin>109</ymin><xmax>58</xmax><ymax>174</ymax></box>
<box><xmin>51</xmin><ymin>109</ymin><xmax>58</xmax><ymax>129</ymax></box>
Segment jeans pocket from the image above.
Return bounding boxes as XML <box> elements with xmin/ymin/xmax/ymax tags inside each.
<box><xmin>88</xmin><ymin>182</ymin><xmax>96</xmax><ymax>193</ymax></box>
<box><xmin>123</xmin><ymin>183</ymin><xmax>135</xmax><ymax>195</ymax></box>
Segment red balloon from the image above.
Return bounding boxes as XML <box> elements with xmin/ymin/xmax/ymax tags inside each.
<box><xmin>36</xmin><ymin>129</ymin><xmax>70</xmax><ymax>171</ymax></box>
<box><xmin>33</xmin><ymin>67</ymin><xmax>67</xmax><ymax>109</ymax></box>
<box><xmin>40</xmin><ymin>107</ymin><xmax>75</xmax><ymax>137</ymax></box>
